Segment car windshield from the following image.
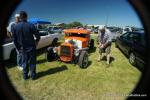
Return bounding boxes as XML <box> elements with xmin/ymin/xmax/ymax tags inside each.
<box><xmin>66</xmin><ymin>33</ymin><xmax>86</xmax><ymax>38</ymax></box>
<box><xmin>34</xmin><ymin>24</ymin><xmax>51</xmax><ymax>32</ymax></box>
<box><xmin>107</xmin><ymin>27</ymin><xmax>118</xmax><ymax>32</ymax></box>
<box><xmin>124</xmin><ymin>28</ymin><xmax>130</xmax><ymax>31</ymax></box>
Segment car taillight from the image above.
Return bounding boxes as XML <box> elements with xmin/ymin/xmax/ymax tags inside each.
<box><xmin>60</xmin><ymin>46</ymin><xmax>71</xmax><ymax>56</ymax></box>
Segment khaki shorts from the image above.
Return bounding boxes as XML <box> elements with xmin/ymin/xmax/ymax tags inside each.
<box><xmin>99</xmin><ymin>45</ymin><xmax>111</xmax><ymax>55</ymax></box>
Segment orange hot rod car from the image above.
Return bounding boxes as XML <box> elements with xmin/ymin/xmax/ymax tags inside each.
<box><xmin>45</xmin><ymin>29</ymin><xmax>94</xmax><ymax>68</ymax></box>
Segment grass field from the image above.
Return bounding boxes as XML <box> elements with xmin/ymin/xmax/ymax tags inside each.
<box><xmin>6</xmin><ymin>34</ymin><xmax>141</xmax><ymax>100</ymax></box>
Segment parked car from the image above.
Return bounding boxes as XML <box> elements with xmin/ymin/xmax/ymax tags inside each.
<box><xmin>107</xmin><ymin>26</ymin><xmax>120</xmax><ymax>41</ymax></box>
<box><xmin>3</xmin><ymin>18</ymin><xmax>62</xmax><ymax>62</ymax></box>
<box><xmin>122</xmin><ymin>26</ymin><xmax>133</xmax><ymax>34</ymax></box>
<box><xmin>115</xmin><ymin>31</ymin><xmax>146</xmax><ymax>67</ymax></box>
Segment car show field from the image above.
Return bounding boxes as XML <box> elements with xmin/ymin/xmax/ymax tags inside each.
<box><xmin>5</xmin><ymin>34</ymin><xmax>141</xmax><ymax>100</ymax></box>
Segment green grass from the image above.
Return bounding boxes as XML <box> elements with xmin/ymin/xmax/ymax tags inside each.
<box><xmin>6</xmin><ymin>34</ymin><xmax>141</xmax><ymax>100</ymax></box>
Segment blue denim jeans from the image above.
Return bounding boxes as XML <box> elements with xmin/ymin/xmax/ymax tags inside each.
<box><xmin>22</xmin><ymin>48</ymin><xmax>36</xmax><ymax>79</ymax></box>
<box><xmin>16</xmin><ymin>50</ymin><xmax>22</xmax><ymax>67</ymax></box>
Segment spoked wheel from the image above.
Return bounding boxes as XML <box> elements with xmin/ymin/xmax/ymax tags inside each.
<box><xmin>45</xmin><ymin>47</ymin><xmax>56</xmax><ymax>61</ymax></box>
<box><xmin>78</xmin><ymin>51</ymin><xmax>89</xmax><ymax>68</ymax></box>
<box><xmin>129</xmin><ymin>52</ymin><xmax>136</xmax><ymax>66</ymax></box>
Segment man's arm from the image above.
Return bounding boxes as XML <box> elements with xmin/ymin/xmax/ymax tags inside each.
<box><xmin>31</xmin><ymin>24</ymin><xmax>40</xmax><ymax>45</ymax></box>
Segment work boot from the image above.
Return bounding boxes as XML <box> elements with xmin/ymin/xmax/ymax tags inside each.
<box><xmin>31</xmin><ymin>72</ymin><xmax>37</xmax><ymax>80</ymax></box>
<box><xmin>23</xmin><ymin>74</ymin><xmax>29</xmax><ymax>80</ymax></box>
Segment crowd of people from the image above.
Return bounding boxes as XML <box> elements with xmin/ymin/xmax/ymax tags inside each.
<box><xmin>8</xmin><ymin>11</ymin><xmax>112</xmax><ymax>80</ymax></box>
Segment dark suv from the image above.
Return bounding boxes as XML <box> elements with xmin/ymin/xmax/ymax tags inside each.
<box><xmin>115</xmin><ymin>31</ymin><xmax>146</xmax><ymax>67</ymax></box>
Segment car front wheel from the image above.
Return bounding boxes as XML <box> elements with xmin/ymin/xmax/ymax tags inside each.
<box><xmin>78</xmin><ymin>51</ymin><xmax>89</xmax><ymax>68</ymax></box>
<box><xmin>129</xmin><ymin>52</ymin><xmax>136</xmax><ymax>66</ymax></box>
<box><xmin>45</xmin><ymin>47</ymin><xmax>56</xmax><ymax>61</ymax></box>
<box><xmin>10</xmin><ymin>50</ymin><xmax>17</xmax><ymax>64</ymax></box>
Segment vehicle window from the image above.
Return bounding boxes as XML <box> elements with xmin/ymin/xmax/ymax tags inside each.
<box><xmin>128</xmin><ymin>33</ymin><xmax>140</xmax><ymax>42</ymax></box>
<box><xmin>48</xmin><ymin>27</ymin><xmax>52</xmax><ymax>30</ymax></box>
<box><xmin>39</xmin><ymin>31</ymin><xmax>48</xmax><ymax>36</ymax></box>
<box><xmin>124</xmin><ymin>28</ymin><xmax>130</xmax><ymax>32</ymax></box>
<box><xmin>49</xmin><ymin>31</ymin><xmax>55</xmax><ymax>34</ymax></box>
<box><xmin>120</xmin><ymin>32</ymin><xmax>130</xmax><ymax>39</ymax></box>
<box><xmin>53</xmin><ymin>27</ymin><xmax>59</xmax><ymax>30</ymax></box>
<box><xmin>128</xmin><ymin>33</ymin><xmax>134</xmax><ymax>40</ymax></box>
<box><xmin>66</xmin><ymin>33</ymin><xmax>86</xmax><ymax>38</ymax></box>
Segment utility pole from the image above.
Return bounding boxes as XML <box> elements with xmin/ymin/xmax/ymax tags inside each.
<box><xmin>105</xmin><ymin>2</ymin><xmax>110</xmax><ymax>27</ymax></box>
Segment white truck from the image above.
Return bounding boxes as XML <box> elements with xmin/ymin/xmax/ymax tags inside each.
<box><xmin>3</xmin><ymin>19</ymin><xmax>62</xmax><ymax>62</ymax></box>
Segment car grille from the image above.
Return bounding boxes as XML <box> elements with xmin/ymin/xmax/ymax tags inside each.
<box><xmin>60</xmin><ymin>46</ymin><xmax>71</xmax><ymax>56</ymax></box>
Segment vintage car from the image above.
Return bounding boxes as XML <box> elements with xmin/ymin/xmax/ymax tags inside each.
<box><xmin>46</xmin><ymin>29</ymin><xmax>94</xmax><ymax>68</ymax></box>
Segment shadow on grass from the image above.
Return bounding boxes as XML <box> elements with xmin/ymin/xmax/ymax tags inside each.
<box><xmin>36</xmin><ymin>65</ymin><xmax>68</xmax><ymax>79</ymax></box>
<box><xmin>88</xmin><ymin>47</ymin><xmax>96</xmax><ymax>53</ymax></box>
<box><xmin>36</xmin><ymin>46</ymin><xmax>48</xmax><ymax>56</ymax></box>
<box><xmin>101</xmin><ymin>56</ymin><xmax>115</xmax><ymax>64</ymax></box>
<box><xmin>37</xmin><ymin>59</ymin><xmax>47</xmax><ymax>64</ymax></box>
<box><xmin>88</xmin><ymin>61</ymin><xmax>92</xmax><ymax>66</ymax></box>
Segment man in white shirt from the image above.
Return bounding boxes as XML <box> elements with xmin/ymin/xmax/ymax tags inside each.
<box><xmin>7</xmin><ymin>14</ymin><xmax>23</xmax><ymax>70</ymax></box>
<box><xmin>97</xmin><ymin>26</ymin><xmax>112</xmax><ymax>64</ymax></box>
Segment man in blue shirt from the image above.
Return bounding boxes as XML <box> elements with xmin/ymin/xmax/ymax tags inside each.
<box><xmin>12</xmin><ymin>11</ymin><xmax>40</xmax><ymax>80</ymax></box>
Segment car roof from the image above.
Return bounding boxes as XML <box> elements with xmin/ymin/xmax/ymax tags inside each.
<box><xmin>63</xmin><ymin>29</ymin><xmax>90</xmax><ymax>34</ymax></box>
<box><xmin>128</xmin><ymin>31</ymin><xmax>145</xmax><ymax>35</ymax></box>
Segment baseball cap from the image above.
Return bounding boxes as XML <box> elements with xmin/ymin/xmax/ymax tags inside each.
<box><xmin>15</xmin><ymin>14</ymin><xmax>20</xmax><ymax>17</ymax></box>
<box><xmin>99</xmin><ymin>25</ymin><xmax>106</xmax><ymax>30</ymax></box>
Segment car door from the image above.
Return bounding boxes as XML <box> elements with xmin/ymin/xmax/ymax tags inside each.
<box><xmin>133</xmin><ymin>33</ymin><xmax>146</xmax><ymax>64</ymax></box>
<box><xmin>123</xmin><ymin>32</ymin><xmax>136</xmax><ymax>54</ymax></box>
<box><xmin>47</xmin><ymin>31</ymin><xmax>56</xmax><ymax>44</ymax></box>
<box><xmin>117</xmin><ymin>32</ymin><xmax>131</xmax><ymax>54</ymax></box>
<box><xmin>36</xmin><ymin>31</ymin><xmax>49</xmax><ymax>49</ymax></box>
<box><xmin>48</xmin><ymin>30</ymin><xmax>62</xmax><ymax>44</ymax></box>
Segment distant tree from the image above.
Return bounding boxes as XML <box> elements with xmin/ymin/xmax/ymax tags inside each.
<box><xmin>59</xmin><ymin>23</ymin><xmax>68</xmax><ymax>29</ymax></box>
<box><xmin>91</xmin><ymin>25</ymin><xmax>95</xmax><ymax>29</ymax></box>
<box><xmin>68</xmin><ymin>21</ymin><xmax>83</xmax><ymax>28</ymax></box>
<box><xmin>60</xmin><ymin>21</ymin><xmax>83</xmax><ymax>29</ymax></box>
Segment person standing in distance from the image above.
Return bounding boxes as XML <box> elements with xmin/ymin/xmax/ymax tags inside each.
<box><xmin>7</xmin><ymin>14</ymin><xmax>23</xmax><ymax>70</ymax></box>
<box><xmin>12</xmin><ymin>11</ymin><xmax>40</xmax><ymax>80</ymax></box>
<box><xmin>97</xmin><ymin>26</ymin><xmax>112</xmax><ymax>65</ymax></box>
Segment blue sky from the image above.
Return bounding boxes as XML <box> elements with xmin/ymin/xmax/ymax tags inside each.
<box><xmin>10</xmin><ymin>0</ymin><xmax>143</xmax><ymax>27</ymax></box>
